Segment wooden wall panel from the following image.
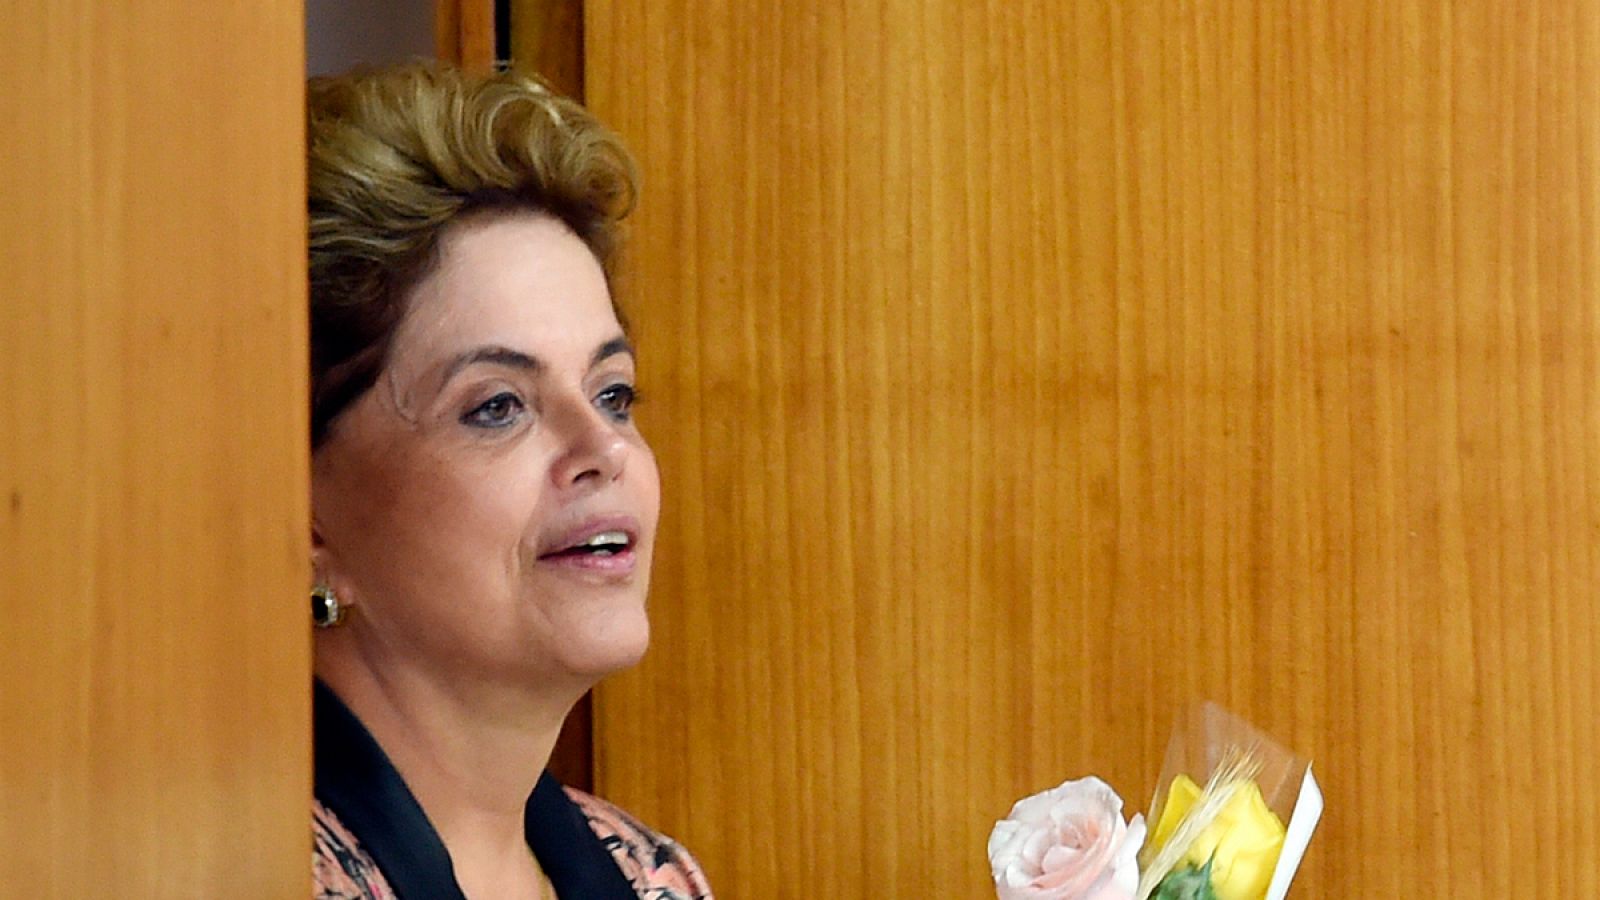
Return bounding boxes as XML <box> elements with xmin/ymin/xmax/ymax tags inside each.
<box><xmin>436</xmin><ymin>0</ymin><xmax>498</xmax><ymax>73</ymax></box>
<box><xmin>587</xmin><ymin>1</ymin><xmax>1599</xmax><ymax>896</ymax></box>
<box><xmin>0</xmin><ymin>1</ymin><xmax>309</xmax><ymax>895</ymax></box>
<box><xmin>510</xmin><ymin>0</ymin><xmax>585</xmax><ymax>98</ymax></box>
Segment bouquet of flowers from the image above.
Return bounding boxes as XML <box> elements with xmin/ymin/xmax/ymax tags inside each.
<box><xmin>987</xmin><ymin>703</ymin><xmax>1322</xmax><ymax>900</ymax></box>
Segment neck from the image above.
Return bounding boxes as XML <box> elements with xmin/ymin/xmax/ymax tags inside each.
<box><xmin>315</xmin><ymin>638</ymin><xmax>588</xmax><ymax>893</ymax></box>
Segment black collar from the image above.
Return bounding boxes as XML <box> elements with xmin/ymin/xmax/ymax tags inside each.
<box><xmin>313</xmin><ymin>680</ymin><xmax>638</xmax><ymax>900</ymax></box>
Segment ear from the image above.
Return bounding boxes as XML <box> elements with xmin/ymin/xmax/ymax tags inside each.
<box><xmin>310</xmin><ymin>514</ymin><xmax>329</xmax><ymax>579</ymax></box>
<box><xmin>309</xmin><ymin>515</ymin><xmax>356</xmax><ymax>609</ymax></box>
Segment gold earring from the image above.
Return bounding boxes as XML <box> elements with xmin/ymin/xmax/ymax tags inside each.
<box><xmin>311</xmin><ymin>585</ymin><xmax>347</xmax><ymax>628</ymax></box>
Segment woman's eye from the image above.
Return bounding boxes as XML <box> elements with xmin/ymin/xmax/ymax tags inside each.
<box><xmin>461</xmin><ymin>391</ymin><xmax>525</xmax><ymax>428</ymax></box>
<box><xmin>595</xmin><ymin>383</ymin><xmax>637</xmax><ymax>421</ymax></box>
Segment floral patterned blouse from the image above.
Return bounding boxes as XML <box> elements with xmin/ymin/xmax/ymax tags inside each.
<box><xmin>312</xmin><ymin>681</ymin><xmax>712</xmax><ymax>900</ymax></box>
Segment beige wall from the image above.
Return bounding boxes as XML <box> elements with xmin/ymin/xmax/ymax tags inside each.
<box><xmin>586</xmin><ymin>1</ymin><xmax>1600</xmax><ymax>896</ymax></box>
<box><xmin>0</xmin><ymin>1</ymin><xmax>310</xmax><ymax>895</ymax></box>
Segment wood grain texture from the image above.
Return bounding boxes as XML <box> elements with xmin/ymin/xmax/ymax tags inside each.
<box><xmin>0</xmin><ymin>0</ymin><xmax>310</xmax><ymax>895</ymax></box>
<box><xmin>510</xmin><ymin>0</ymin><xmax>584</xmax><ymax>99</ymax></box>
<box><xmin>435</xmin><ymin>0</ymin><xmax>497</xmax><ymax>73</ymax></box>
<box><xmin>587</xmin><ymin>0</ymin><xmax>1600</xmax><ymax>896</ymax></box>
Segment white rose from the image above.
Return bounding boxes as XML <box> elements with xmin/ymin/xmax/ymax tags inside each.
<box><xmin>988</xmin><ymin>776</ymin><xmax>1146</xmax><ymax>900</ymax></box>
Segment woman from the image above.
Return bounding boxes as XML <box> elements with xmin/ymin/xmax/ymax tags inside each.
<box><xmin>305</xmin><ymin>64</ymin><xmax>710</xmax><ymax>899</ymax></box>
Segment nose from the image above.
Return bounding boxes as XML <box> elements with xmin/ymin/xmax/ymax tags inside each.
<box><xmin>548</xmin><ymin>396</ymin><xmax>627</xmax><ymax>489</ymax></box>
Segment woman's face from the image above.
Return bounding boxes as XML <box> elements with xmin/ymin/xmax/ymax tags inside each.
<box><xmin>311</xmin><ymin>213</ymin><xmax>659</xmax><ymax>687</ymax></box>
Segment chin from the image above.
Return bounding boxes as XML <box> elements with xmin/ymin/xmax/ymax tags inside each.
<box><xmin>552</xmin><ymin>605</ymin><xmax>652</xmax><ymax>679</ymax></box>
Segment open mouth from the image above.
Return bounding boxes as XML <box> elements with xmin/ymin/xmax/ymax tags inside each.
<box><xmin>540</xmin><ymin>530</ymin><xmax>633</xmax><ymax>560</ymax></box>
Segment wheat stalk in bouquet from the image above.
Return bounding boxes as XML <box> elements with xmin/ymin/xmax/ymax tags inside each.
<box><xmin>1134</xmin><ymin>747</ymin><xmax>1262</xmax><ymax>900</ymax></box>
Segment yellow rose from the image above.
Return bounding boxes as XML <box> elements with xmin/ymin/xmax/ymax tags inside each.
<box><xmin>1149</xmin><ymin>775</ymin><xmax>1286</xmax><ymax>900</ymax></box>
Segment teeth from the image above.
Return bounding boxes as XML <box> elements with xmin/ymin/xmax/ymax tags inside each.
<box><xmin>579</xmin><ymin>530</ymin><xmax>629</xmax><ymax>548</ymax></box>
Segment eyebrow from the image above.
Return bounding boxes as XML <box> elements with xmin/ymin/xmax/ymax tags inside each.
<box><xmin>591</xmin><ymin>336</ymin><xmax>635</xmax><ymax>367</ymax></box>
<box><xmin>440</xmin><ymin>345</ymin><xmax>542</xmax><ymax>385</ymax></box>
<box><xmin>439</xmin><ymin>337</ymin><xmax>635</xmax><ymax>387</ymax></box>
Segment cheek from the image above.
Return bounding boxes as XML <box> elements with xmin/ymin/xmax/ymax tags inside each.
<box><xmin>423</xmin><ymin>462</ymin><xmax>545</xmax><ymax>557</ymax></box>
<box><xmin>323</xmin><ymin>443</ymin><xmax>529</xmax><ymax>572</ymax></box>
<box><xmin>316</xmin><ymin>442</ymin><xmax>406</xmax><ymax>545</ymax></box>
<box><xmin>633</xmin><ymin>441</ymin><xmax>662</xmax><ymax>526</ymax></box>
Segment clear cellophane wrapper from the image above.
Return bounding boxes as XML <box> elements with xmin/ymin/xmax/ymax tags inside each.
<box><xmin>1146</xmin><ymin>702</ymin><xmax>1323</xmax><ymax>900</ymax></box>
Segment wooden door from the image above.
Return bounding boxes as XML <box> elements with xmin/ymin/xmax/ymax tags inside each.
<box><xmin>586</xmin><ymin>1</ymin><xmax>1600</xmax><ymax>897</ymax></box>
<box><xmin>0</xmin><ymin>1</ymin><xmax>310</xmax><ymax>895</ymax></box>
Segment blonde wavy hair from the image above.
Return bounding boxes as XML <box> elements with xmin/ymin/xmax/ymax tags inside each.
<box><xmin>306</xmin><ymin>62</ymin><xmax>638</xmax><ymax>446</ymax></box>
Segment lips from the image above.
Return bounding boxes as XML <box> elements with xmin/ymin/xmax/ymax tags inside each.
<box><xmin>536</xmin><ymin>515</ymin><xmax>641</xmax><ymax>576</ymax></box>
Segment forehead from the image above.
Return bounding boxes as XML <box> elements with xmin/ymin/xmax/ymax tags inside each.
<box><xmin>391</xmin><ymin>213</ymin><xmax>620</xmax><ymax>367</ymax></box>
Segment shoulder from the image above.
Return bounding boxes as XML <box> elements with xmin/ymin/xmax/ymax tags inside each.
<box><xmin>567</xmin><ymin>788</ymin><xmax>715</xmax><ymax>900</ymax></box>
<box><xmin>312</xmin><ymin>800</ymin><xmax>399</xmax><ymax>900</ymax></box>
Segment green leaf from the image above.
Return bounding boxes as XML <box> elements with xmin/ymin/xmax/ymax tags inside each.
<box><xmin>1149</xmin><ymin>857</ymin><xmax>1218</xmax><ymax>900</ymax></box>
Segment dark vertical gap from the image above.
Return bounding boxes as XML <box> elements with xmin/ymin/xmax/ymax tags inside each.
<box><xmin>570</xmin><ymin>5</ymin><xmax>585</xmax><ymax>99</ymax></box>
<box><xmin>550</xmin><ymin>696</ymin><xmax>593</xmax><ymax>793</ymax></box>
<box><xmin>494</xmin><ymin>0</ymin><xmax>511</xmax><ymax>64</ymax></box>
